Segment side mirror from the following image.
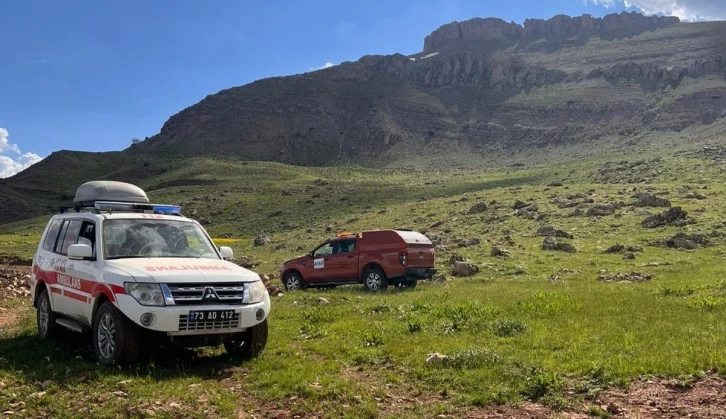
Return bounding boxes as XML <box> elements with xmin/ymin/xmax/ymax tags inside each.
<box><xmin>308</xmin><ymin>251</ymin><xmax>314</xmax><ymax>258</ymax></box>
<box><xmin>219</xmin><ymin>246</ymin><xmax>234</xmax><ymax>260</ymax></box>
<box><xmin>68</xmin><ymin>243</ymin><xmax>93</xmax><ymax>260</ymax></box>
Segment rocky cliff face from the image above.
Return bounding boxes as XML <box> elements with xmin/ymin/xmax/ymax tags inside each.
<box><xmin>424</xmin><ymin>11</ymin><xmax>680</xmax><ymax>53</ymax></box>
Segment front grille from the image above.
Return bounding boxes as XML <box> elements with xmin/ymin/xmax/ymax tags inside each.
<box><xmin>177</xmin><ymin>313</ymin><xmax>240</xmax><ymax>331</ymax></box>
<box><xmin>166</xmin><ymin>283</ymin><xmax>246</xmax><ymax>305</ymax></box>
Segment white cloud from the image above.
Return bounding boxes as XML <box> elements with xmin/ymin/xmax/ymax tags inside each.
<box><xmin>588</xmin><ymin>0</ymin><xmax>726</xmax><ymax>20</ymax></box>
<box><xmin>0</xmin><ymin>127</ymin><xmax>43</xmax><ymax>178</ymax></box>
<box><xmin>309</xmin><ymin>62</ymin><xmax>335</xmax><ymax>71</ymax></box>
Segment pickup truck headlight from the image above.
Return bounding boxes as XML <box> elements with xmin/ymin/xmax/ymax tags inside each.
<box><xmin>245</xmin><ymin>280</ymin><xmax>267</xmax><ymax>304</ymax></box>
<box><xmin>124</xmin><ymin>283</ymin><xmax>165</xmax><ymax>307</ymax></box>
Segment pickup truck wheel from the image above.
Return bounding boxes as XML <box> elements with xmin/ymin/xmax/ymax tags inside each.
<box><xmin>283</xmin><ymin>272</ymin><xmax>306</xmax><ymax>291</ymax></box>
<box><xmin>92</xmin><ymin>302</ymin><xmax>141</xmax><ymax>366</ymax></box>
<box><xmin>363</xmin><ymin>267</ymin><xmax>388</xmax><ymax>292</ymax></box>
<box><xmin>36</xmin><ymin>288</ymin><xmax>59</xmax><ymax>339</ymax></box>
<box><xmin>225</xmin><ymin>319</ymin><xmax>268</xmax><ymax>361</ymax></box>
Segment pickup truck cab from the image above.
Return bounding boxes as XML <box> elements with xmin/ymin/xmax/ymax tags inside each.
<box><xmin>29</xmin><ymin>181</ymin><xmax>270</xmax><ymax>366</ymax></box>
<box><xmin>281</xmin><ymin>230</ymin><xmax>436</xmax><ymax>292</ymax></box>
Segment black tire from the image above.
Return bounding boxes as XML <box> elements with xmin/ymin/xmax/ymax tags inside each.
<box><xmin>363</xmin><ymin>266</ymin><xmax>388</xmax><ymax>292</ymax></box>
<box><xmin>36</xmin><ymin>288</ymin><xmax>59</xmax><ymax>339</ymax></box>
<box><xmin>92</xmin><ymin>301</ymin><xmax>141</xmax><ymax>366</ymax></box>
<box><xmin>397</xmin><ymin>280</ymin><xmax>417</xmax><ymax>290</ymax></box>
<box><xmin>225</xmin><ymin>319</ymin><xmax>268</xmax><ymax>361</ymax></box>
<box><xmin>283</xmin><ymin>271</ymin><xmax>306</xmax><ymax>291</ymax></box>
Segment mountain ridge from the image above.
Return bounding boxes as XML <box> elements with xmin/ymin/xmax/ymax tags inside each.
<box><xmin>2</xmin><ymin>11</ymin><xmax>725</xmax><ymax>225</ymax></box>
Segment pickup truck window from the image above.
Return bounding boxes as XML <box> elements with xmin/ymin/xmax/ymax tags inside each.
<box><xmin>313</xmin><ymin>243</ymin><xmax>334</xmax><ymax>257</ymax></box>
<box><xmin>335</xmin><ymin>240</ymin><xmax>356</xmax><ymax>253</ymax></box>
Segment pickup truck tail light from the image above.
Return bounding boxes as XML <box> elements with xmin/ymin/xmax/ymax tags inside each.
<box><xmin>399</xmin><ymin>251</ymin><xmax>408</xmax><ymax>266</ymax></box>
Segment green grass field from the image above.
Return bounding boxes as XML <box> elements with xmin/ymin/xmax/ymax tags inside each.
<box><xmin>2</xmin><ymin>149</ymin><xmax>726</xmax><ymax>417</ymax></box>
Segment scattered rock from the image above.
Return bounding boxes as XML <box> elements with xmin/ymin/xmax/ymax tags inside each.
<box><xmin>623</xmin><ymin>252</ymin><xmax>636</xmax><ymax>260</ymax></box>
<box><xmin>512</xmin><ymin>200</ymin><xmax>529</xmax><ymax>210</ymax></box>
<box><xmin>666</xmin><ymin>233</ymin><xmax>709</xmax><ymax>249</ymax></box>
<box><xmin>317</xmin><ymin>297</ymin><xmax>330</xmax><ymax>304</ymax></box>
<box><xmin>426</xmin><ymin>353</ymin><xmax>449</xmax><ymax>365</ymax></box>
<box><xmin>452</xmin><ymin>260</ymin><xmax>479</xmax><ymax>277</ymax></box>
<box><xmin>467</xmin><ymin>202</ymin><xmax>488</xmax><ymax>215</ymax></box>
<box><xmin>547</xmin><ymin>181</ymin><xmax>563</xmax><ymax>187</ymax></box>
<box><xmin>458</xmin><ymin>237</ymin><xmax>481</xmax><ymax>247</ymax></box>
<box><xmin>551</xmin><ymin>196</ymin><xmax>579</xmax><ymax>208</ymax></box>
<box><xmin>541</xmin><ymin>237</ymin><xmax>577</xmax><ymax>253</ymax></box>
<box><xmin>597</xmin><ymin>271</ymin><xmax>653</xmax><ymax>283</ymax></box>
<box><xmin>0</xmin><ymin>266</ymin><xmax>32</xmax><ymax>300</ymax></box>
<box><xmin>626</xmin><ymin>245</ymin><xmax>643</xmax><ymax>252</ymax></box>
<box><xmin>587</xmin><ymin>203</ymin><xmax>617</xmax><ymax>217</ymax></box>
<box><xmin>253</xmin><ymin>235</ymin><xmax>270</xmax><ymax>247</ymax></box>
<box><xmin>605</xmin><ymin>244</ymin><xmax>624</xmax><ymax>254</ymax></box>
<box><xmin>535</xmin><ymin>225</ymin><xmax>573</xmax><ymax>239</ymax></box>
<box><xmin>430</xmin><ymin>273</ymin><xmax>447</xmax><ymax>282</ymax></box>
<box><xmin>642</xmin><ymin>207</ymin><xmax>691</xmax><ymax>228</ymax></box>
<box><xmin>490</xmin><ymin>246</ymin><xmax>511</xmax><ymax>258</ymax></box>
<box><xmin>632</xmin><ymin>192</ymin><xmax>671</xmax><ymax>208</ymax></box>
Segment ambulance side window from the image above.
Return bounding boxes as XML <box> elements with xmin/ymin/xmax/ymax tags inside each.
<box><xmin>42</xmin><ymin>219</ymin><xmax>63</xmax><ymax>251</ymax></box>
<box><xmin>53</xmin><ymin>221</ymin><xmax>71</xmax><ymax>254</ymax></box>
<box><xmin>57</xmin><ymin>220</ymin><xmax>83</xmax><ymax>256</ymax></box>
<box><xmin>77</xmin><ymin>221</ymin><xmax>96</xmax><ymax>257</ymax></box>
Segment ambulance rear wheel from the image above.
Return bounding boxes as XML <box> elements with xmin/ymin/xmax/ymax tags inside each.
<box><xmin>36</xmin><ymin>288</ymin><xmax>59</xmax><ymax>339</ymax></box>
<box><xmin>92</xmin><ymin>302</ymin><xmax>141</xmax><ymax>366</ymax></box>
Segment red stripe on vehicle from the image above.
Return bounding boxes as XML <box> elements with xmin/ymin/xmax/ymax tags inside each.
<box><xmin>64</xmin><ymin>290</ymin><xmax>89</xmax><ymax>303</ymax></box>
<box><xmin>51</xmin><ymin>287</ymin><xmax>62</xmax><ymax>294</ymax></box>
<box><xmin>33</xmin><ymin>264</ymin><xmax>123</xmax><ymax>302</ymax></box>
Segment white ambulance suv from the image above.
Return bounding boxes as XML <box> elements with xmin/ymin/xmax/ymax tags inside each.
<box><xmin>29</xmin><ymin>181</ymin><xmax>270</xmax><ymax>366</ymax></box>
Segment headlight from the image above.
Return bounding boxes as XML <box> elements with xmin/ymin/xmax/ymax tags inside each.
<box><xmin>245</xmin><ymin>280</ymin><xmax>267</xmax><ymax>304</ymax></box>
<box><xmin>124</xmin><ymin>283</ymin><xmax>165</xmax><ymax>307</ymax></box>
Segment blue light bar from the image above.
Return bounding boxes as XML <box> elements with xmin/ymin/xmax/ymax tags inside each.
<box><xmin>90</xmin><ymin>201</ymin><xmax>182</xmax><ymax>215</ymax></box>
<box><xmin>152</xmin><ymin>205</ymin><xmax>181</xmax><ymax>214</ymax></box>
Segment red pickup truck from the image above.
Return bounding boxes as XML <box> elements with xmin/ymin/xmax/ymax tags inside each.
<box><xmin>280</xmin><ymin>229</ymin><xmax>436</xmax><ymax>292</ymax></box>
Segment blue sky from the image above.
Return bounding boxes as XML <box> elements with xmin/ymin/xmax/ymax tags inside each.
<box><xmin>0</xmin><ymin>0</ymin><xmax>714</xmax><ymax>176</ymax></box>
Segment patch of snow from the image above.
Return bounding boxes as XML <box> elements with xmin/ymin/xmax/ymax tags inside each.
<box><xmin>420</xmin><ymin>52</ymin><xmax>439</xmax><ymax>60</ymax></box>
<box><xmin>409</xmin><ymin>57</ymin><xmax>416</xmax><ymax>61</ymax></box>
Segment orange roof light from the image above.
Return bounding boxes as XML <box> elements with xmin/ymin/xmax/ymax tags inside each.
<box><xmin>336</xmin><ymin>231</ymin><xmax>359</xmax><ymax>238</ymax></box>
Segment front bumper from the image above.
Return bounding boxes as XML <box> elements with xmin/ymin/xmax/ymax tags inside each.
<box><xmin>115</xmin><ymin>292</ymin><xmax>271</xmax><ymax>335</ymax></box>
<box><xmin>405</xmin><ymin>267</ymin><xmax>437</xmax><ymax>280</ymax></box>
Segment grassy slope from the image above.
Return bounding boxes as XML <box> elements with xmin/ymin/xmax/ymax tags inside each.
<box><xmin>3</xmin><ymin>143</ymin><xmax>726</xmax><ymax>416</ymax></box>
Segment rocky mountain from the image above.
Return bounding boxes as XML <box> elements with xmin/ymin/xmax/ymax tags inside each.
<box><xmin>127</xmin><ymin>11</ymin><xmax>725</xmax><ymax>166</ymax></box>
<box><xmin>2</xmin><ymin>11</ymin><xmax>726</xmax><ymax>223</ymax></box>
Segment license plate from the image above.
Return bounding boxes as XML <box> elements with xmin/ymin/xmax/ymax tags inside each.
<box><xmin>188</xmin><ymin>310</ymin><xmax>235</xmax><ymax>322</ymax></box>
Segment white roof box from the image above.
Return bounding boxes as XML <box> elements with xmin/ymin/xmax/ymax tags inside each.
<box><xmin>74</xmin><ymin>181</ymin><xmax>149</xmax><ymax>204</ymax></box>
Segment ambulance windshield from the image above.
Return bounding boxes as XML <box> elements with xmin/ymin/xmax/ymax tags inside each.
<box><xmin>103</xmin><ymin>219</ymin><xmax>220</xmax><ymax>260</ymax></box>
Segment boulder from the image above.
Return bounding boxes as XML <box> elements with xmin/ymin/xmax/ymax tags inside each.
<box><xmin>642</xmin><ymin>207</ymin><xmax>689</xmax><ymax>228</ymax></box>
<box><xmin>666</xmin><ymin>233</ymin><xmax>709</xmax><ymax>249</ymax></box>
<box><xmin>452</xmin><ymin>260</ymin><xmax>479</xmax><ymax>277</ymax></box>
<box><xmin>467</xmin><ymin>202</ymin><xmax>488</xmax><ymax>215</ymax></box>
<box><xmin>632</xmin><ymin>192</ymin><xmax>671</xmax><ymax>208</ymax></box>
<box><xmin>605</xmin><ymin>244</ymin><xmax>624</xmax><ymax>253</ymax></box>
<box><xmin>490</xmin><ymin>246</ymin><xmax>511</xmax><ymax>258</ymax></box>
<box><xmin>535</xmin><ymin>225</ymin><xmax>573</xmax><ymax>239</ymax></box>
<box><xmin>253</xmin><ymin>235</ymin><xmax>270</xmax><ymax>247</ymax></box>
<box><xmin>541</xmin><ymin>237</ymin><xmax>576</xmax><ymax>253</ymax></box>
<box><xmin>587</xmin><ymin>203</ymin><xmax>617</xmax><ymax>217</ymax></box>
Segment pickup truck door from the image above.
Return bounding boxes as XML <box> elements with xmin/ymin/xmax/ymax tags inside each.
<box><xmin>306</xmin><ymin>242</ymin><xmax>335</xmax><ymax>283</ymax></box>
<box><xmin>331</xmin><ymin>239</ymin><xmax>358</xmax><ymax>281</ymax></box>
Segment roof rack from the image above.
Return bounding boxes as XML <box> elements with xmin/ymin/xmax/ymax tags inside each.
<box><xmin>59</xmin><ymin>201</ymin><xmax>183</xmax><ymax>216</ymax></box>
